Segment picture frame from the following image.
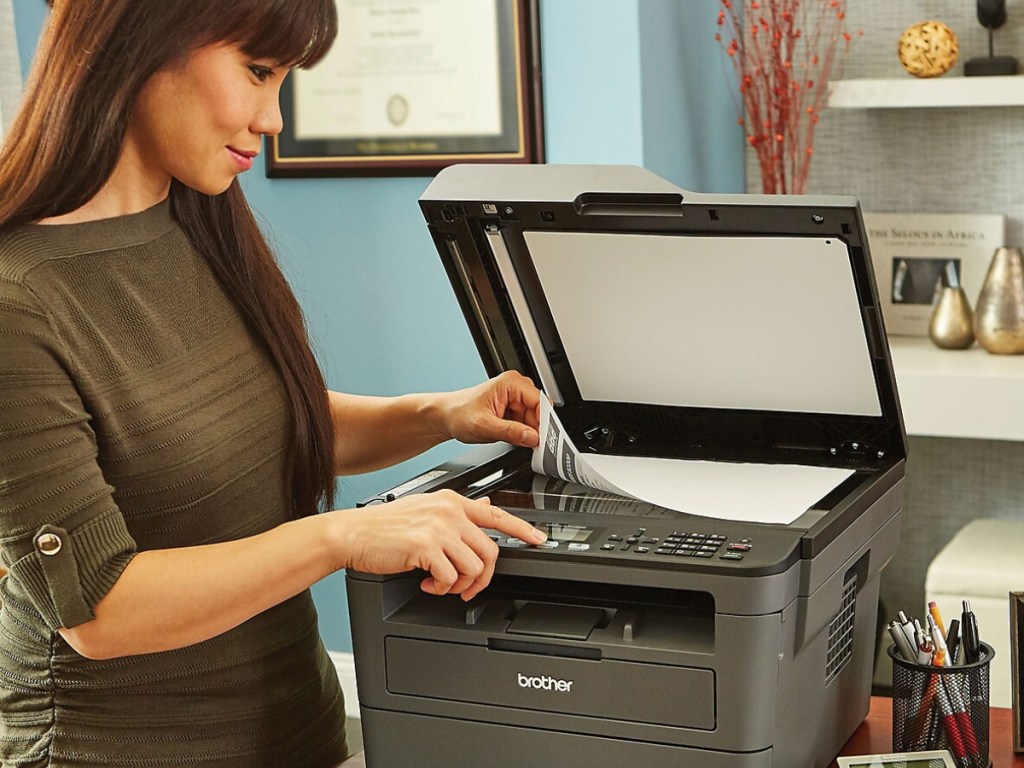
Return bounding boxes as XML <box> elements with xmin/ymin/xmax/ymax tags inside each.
<box><xmin>862</xmin><ymin>212</ymin><xmax>1005</xmax><ymax>336</ymax></box>
<box><xmin>1013</xmin><ymin>591</ymin><xmax>1024</xmax><ymax>753</ymax></box>
<box><xmin>268</xmin><ymin>0</ymin><xmax>544</xmax><ymax>177</ymax></box>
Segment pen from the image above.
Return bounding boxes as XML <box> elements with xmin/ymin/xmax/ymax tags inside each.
<box><xmin>926</xmin><ymin>643</ymin><xmax>977</xmax><ymax>767</ymax></box>
<box><xmin>946</xmin><ymin>618</ymin><xmax>961</xmax><ymax>666</ymax></box>
<box><xmin>898</xmin><ymin>610</ymin><xmax>917</xmax><ymax>650</ymax></box>
<box><xmin>933</xmin><ymin>677</ymin><xmax>969</xmax><ymax>766</ymax></box>
<box><xmin>928</xmin><ymin>600</ymin><xmax>947</xmax><ymax>639</ymax></box>
<box><xmin>929</xmin><ymin>617</ymin><xmax>951</xmax><ymax>667</ymax></box>
<box><xmin>943</xmin><ymin>675</ymin><xmax>982</xmax><ymax>766</ymax></box>
<box><xmin>914</xmin><ymin>619</ymin><xmax>932</xmax><ymax>665</ymax></box>
<box><xmin>888</xmin><ymin>620</ymin><xmax>916</xmax><ymax>662</ymax></box>
<box><xmin>961</xmin><ymin>600</ymin><xmax>981</xmax><ymax>664</ymax></box>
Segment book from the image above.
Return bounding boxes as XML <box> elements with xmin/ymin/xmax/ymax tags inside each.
<box><xmin>863</xmin><ymin>212</ymin><xmax>1006</xmax><ymax>336</ymax></box>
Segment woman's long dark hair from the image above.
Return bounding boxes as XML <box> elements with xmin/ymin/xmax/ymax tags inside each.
<box><xmin>0</xmin><ymin>0</ymin><xmax>339</xmax><ymax>516</ymax></box>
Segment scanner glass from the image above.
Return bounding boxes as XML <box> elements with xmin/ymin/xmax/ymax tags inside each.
<box><xmin>485</xmin><ymin>472</ymin><xmax>687</xmax><ymax>519</ymax></box>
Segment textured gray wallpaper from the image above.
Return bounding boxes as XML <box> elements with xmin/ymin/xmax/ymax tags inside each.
<box><xmin>745</xmin><ymin>1</ymin><xmax>1024</xmax><ymax>242</ymax></box>
<box><xmin>742</xmin><ymin>1</ymin><xmax>1024</xmax><ymax>686</ymax></box>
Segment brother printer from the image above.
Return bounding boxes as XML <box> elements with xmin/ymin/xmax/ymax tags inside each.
<box><xmin>347</xmin><ymin>164</ymin><xmax>906</xmax><ymax>768</ymax></box>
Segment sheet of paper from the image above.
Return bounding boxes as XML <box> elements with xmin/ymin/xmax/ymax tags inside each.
<box><xmin>531</xmin><ymin>399</ymin><xmax>855</xmax><ymax>526</ymax></box>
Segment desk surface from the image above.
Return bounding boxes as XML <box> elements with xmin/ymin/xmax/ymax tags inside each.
<box><xmin>339</xmin><ymin>697</ymin><xmax>1022</xmax><ymax>767</ymax></box>
<box><xmin>833</xmin><ymin>697</ymin><xmax>1023</xmax><ymax>767</ymax></box>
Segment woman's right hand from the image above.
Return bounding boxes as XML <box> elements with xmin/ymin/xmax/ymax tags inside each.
<box><xmin>331</xmin><ymin>490</ymin><xmax>547</xmax><ymax>602</ymax></box>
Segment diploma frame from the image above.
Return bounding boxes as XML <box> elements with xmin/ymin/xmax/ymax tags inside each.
<box><xmin>268</xmin><ymin>0</ymin><xmax>544</xmax><ymax>177</ymax></box>
<box><xmin>1013</xmin><ymin>591</ymin><xmax>1024</xmax><ymax>752</ymax></box>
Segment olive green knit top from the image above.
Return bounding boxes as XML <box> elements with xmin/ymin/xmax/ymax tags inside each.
<box><xmin>0</xmin><ymin>200</ymin><xmax>347</xmax><ymax>767</ymax></box>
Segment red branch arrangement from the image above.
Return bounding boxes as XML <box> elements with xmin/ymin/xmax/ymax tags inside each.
<box><xmin>716</xmin><ymin>0</ymin><xmax>859</xmax><ymax>194</ymax></box>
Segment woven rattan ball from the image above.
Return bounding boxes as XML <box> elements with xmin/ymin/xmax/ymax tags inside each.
<box><xmin>898</xmin><ymin>21</ymin><xmax>959</xmax><ymax>77</ymax></box>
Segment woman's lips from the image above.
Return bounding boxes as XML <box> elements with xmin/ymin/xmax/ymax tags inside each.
<box><xmin>227</xmin><ymin>146</ymin><xmax>257</xmax><ymax>171</ymax></box>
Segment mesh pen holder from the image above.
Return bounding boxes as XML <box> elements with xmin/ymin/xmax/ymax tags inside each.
<box><xmin>889</xmin><ymin>642</ymin><xmax>994</xmax><ymax>768</ymax></box>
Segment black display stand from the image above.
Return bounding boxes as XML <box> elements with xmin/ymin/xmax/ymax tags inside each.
<box><xmin>966</xmin><ymin>0</ymin><xmax>1019</xmax><ymax>77</ymax></box>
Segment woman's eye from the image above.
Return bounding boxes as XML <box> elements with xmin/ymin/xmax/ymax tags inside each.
<box><xmin>248</xmin><ymin>65</ymin><xmax>273</xmax><ymax>83</ymax></box>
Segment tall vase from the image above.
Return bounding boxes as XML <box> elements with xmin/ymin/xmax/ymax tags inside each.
<box><xmin>973</xmin><ymin>247</ymin><xmax>1024</xmax><ymax>354</ymax></box>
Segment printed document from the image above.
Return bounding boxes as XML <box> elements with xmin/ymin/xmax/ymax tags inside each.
<box><xmin>531</xmin><ymin>400</ymin><xmax>855</xmax><ymax>526</ymax></box>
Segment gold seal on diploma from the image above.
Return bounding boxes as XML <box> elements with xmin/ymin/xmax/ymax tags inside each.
<box><xmin>387</xmin><ymin>94</ymin><xmax>409</xmax><ymax>127</ymax></box>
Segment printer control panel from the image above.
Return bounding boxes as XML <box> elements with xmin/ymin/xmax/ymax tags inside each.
<box><xmin>491</xmin><ymin>523</ymin><xmax>758</xmax><ymax>564</ymax></box>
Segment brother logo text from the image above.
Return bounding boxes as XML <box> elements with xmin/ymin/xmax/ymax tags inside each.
<box><xmin>517</xmin><ymin>673</ymin><xmax>573</xmax><ymax>692</ymax></box>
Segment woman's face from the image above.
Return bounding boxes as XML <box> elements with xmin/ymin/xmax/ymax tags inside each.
<box><xmin>126</xmin><ymin>43</ymin><xmax>288</xmax><ymax>195</ymax></box>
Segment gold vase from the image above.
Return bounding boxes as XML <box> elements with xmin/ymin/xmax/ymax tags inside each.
<box><xmin>929</xmin><ymin>286</ymin><xmax>974</xmax><ymax>349</ymax></box>
<box><xmin>974</xmin><ymin>246</ymin><xmax>1024</xmax><ymax>354</ymax></box>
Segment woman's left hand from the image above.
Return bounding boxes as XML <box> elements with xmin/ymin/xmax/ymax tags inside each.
<box><xmin>444</xmin><ymin>371</ymin><xmax>541</xmax><ymax>448</ymax></box>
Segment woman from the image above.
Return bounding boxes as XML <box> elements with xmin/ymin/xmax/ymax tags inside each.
<box><xmin>0</xmin><ymin>1</ymin><xmax>546</xmax><ymax>766</ymax></box>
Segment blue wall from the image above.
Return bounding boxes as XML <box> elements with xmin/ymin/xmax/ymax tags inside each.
<box><xmin>11</xmin><ymin>0</ymin><xmax>743</xmax><ymax>653</ymax></box>
<box><xmin>639</xmin><ymin>0</ymin><xmax>745</xmax><ymax>193</ymax></box>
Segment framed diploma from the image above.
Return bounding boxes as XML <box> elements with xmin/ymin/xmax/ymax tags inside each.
<box><xmin>268</xmin><ymin>0</ymin><xmax>544</xmax><ymax>177</ymax></box>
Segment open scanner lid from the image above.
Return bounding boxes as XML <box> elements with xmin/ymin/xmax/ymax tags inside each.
<box><xmin>420</xmin><ymin>164</ymin><xmax>907</xmax><ymax>471</ymax></box>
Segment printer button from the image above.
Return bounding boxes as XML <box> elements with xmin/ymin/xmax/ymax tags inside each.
<box><xmin>727</xmin><ymin>544</ymin><xmax>752</xmax><ymax>552</ymax></box>
<box><xmin>699</xmin><ymin>545</ymin><xmax>718</xmax><ymax>552</ymax></box>
<box><xmin>607</xmin><ymin>534</ymin><xmax>624</xmax><ymax>542</ymax></box>
<box><xmin>641</xmin><ymin>538</ymin><xmax>659</xmax><ymax>544</ymax></box>
<box><xmin>600</xmin><ymin>544</ymin><xmax>616</xmax><ymax>551</ymax></box>
<box><xmin>695</xmin><ymin>551</ymin><xmax>715</xmax><ymax>558</ymax></box>
<box><xmin>538</xmin><ymin>541</ymin><xmax>560</xmax><ymax>549</ymax></box>
<box><xmin>501</xmin><ymin>538</ymin><xmax>528</xmax><ymax>548</ymax></box>
<box><xmin>626</xmin><ymin>537</ymin><xmax>640</xmax><ymax>544</ymax></box>
<box><xmin>720</xmin><ymin>552</ymin><xmax>745</xmax><ymax>561</ymax></box>
<box><xmin>567</xmin><ymin>543</ymin><xmax>590</xmax><ymax>551</ymax></box>
<box><xmin>740</xmin><ymin>538</ymin><xmax>753</xmax><ymax>544</ymax></box>
<box><xmin>635</xmin><ymin>547</ymin><xmax>650</xmax><ymax>554</ymax></box>
<box><xmin>620</xmin><ymin>543</ymin><xmax>632</xmax><ymax>552</ymax></box>
<box><xmin>655</xmin><ymin>547</ymin><xmax>675</xmax><ymax>555</ymax></box>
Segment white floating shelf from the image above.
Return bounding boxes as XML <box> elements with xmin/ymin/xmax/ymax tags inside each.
<box><xmin>888</xmin><ymin>336</ymin><xmax>1024</xmax><ymax>441</ymax></box>
<box><xmin>828</xmin><ymin>74</ymin><xmax>1024</xmax><ymax>108</ymax></box>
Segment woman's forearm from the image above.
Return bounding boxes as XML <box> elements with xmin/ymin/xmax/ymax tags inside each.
<box><xmin>59</xmin><ymin>512</ymin><xmax>344</xmax><ymax>659</ymax></box>
<box><xmin>328</xmin><ymin>373</ymin><xmax>541</xmax><ymax>476</ymax></box>
<box><xmin>329</xmin><ymin>390</ymin><xmax>453</xmax><ymax>475</ymax></box>
<box><xmin>59</xmin><ymin>490</ymin><xmax>547</xmax><ymax>660</ymax></box>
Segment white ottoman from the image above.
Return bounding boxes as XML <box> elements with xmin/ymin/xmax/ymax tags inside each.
<box><xmin>925</xmin><ymin>518</ymin><xmax>1024</xmax><ymax>708</ymax></box>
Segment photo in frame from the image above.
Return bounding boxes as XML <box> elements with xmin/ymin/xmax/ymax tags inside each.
<box><xmin>862</xmin><ymin>212</ymin><xmax>1005</xmax><ymax>336</ymax></box>
<box><xmin>268</xmin><ymin>0</ymin><xmax>544</xmax><ymax>177</ymax></box>
<box><xmin>1012</xmin><ymin>591</ymin><xmax>1024</xmax><ymax>753</ymax></box>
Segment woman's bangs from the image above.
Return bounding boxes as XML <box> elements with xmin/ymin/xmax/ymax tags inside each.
<box><xmin>231</xmin><ymin>0</ymin><xmax>338</xmax><ymax>69</ymax></box>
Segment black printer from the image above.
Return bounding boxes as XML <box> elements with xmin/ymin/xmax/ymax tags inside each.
<box><xmin>347</xmin><ymin>164</ymin><xmax>906</xmax><ymax>768</ymax></box>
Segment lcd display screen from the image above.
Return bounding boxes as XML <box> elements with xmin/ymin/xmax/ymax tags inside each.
<box><xmin>541</xmin><ymin>524</ymin><xmax>592</xmax><ymax>543</ymax></box>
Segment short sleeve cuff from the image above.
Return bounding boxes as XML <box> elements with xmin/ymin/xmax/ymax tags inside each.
<box><xmin>8</xmin><ymin>509</ymin><xmax>137</xmax><ymax>630</ymax></box>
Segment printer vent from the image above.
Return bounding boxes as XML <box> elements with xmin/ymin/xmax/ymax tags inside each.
<box><xmin>825</xmin><ymin>573</ymin><xmax>858</xmax><ymax>686</ymax></box>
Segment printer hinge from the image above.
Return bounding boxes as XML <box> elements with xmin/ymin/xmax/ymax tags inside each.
<box><xmin>582</xmin><ymin>425</ymin><xmax>637</xmax><ymax>452</ymax></box>
<box><xmin>831</xmin><ymin>440</ymin><xmax>885</xmax><ymax>460</ymax></box>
